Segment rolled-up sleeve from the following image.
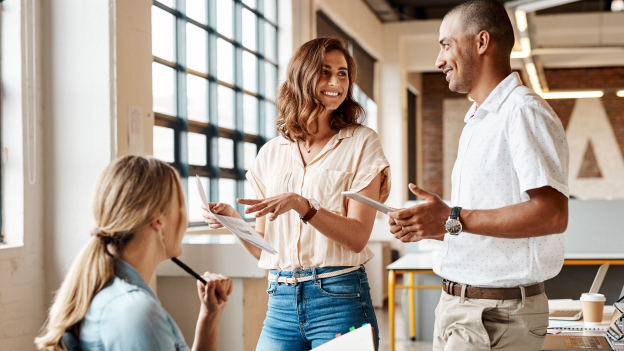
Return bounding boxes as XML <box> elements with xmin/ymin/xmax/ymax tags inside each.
<box><xmin>349</xmin><ymin>129</ymin><xmax>392</xmax><ymax>203</ymax></box>
<box><xmin>509</xmin><ymin>102</ymin><xmax>570</xmax><ymax>200</ymax></box>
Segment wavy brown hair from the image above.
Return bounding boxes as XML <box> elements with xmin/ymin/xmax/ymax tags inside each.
<box><xmin>275</xmin><ymin>37</ymin><xmax>365</xmax><ymax>142</ymax></box>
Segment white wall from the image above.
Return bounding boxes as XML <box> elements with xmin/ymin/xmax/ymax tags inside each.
<box><xmin>42</xmin><ymin>0</ymin><xmax>115</xmax><ymax>299</ymax></box>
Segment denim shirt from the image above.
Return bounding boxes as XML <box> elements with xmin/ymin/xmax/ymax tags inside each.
<box><xmin>79</xmin><ymin>259</ymin><xmax>190</xmax><ymax>351</ymax></box>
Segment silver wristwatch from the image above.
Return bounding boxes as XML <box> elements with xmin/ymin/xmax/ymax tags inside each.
<box><xmin>444</xmin><ymin>207</ymin><xmax>462</xmax><ymax>235</ymax></box>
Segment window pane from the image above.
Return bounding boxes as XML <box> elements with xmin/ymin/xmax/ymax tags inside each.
<box><xmin>243</xmin><ymin>94</ymin><xmax>258</xmax><ymax>135</ymax></box>
<box><xmin>187</xmin><ymin>74</ymin><xmax>208</xmax><ymax>123</ymax></box>
<box><xmin>265</xmin><ymin>102</ymin><xmax>277</xmax><ymax>139</ymax></box>
<box><xmin>186</xmin><ymin>23</ymin><xmax>207</xmax><ymax>73</ymax></box>
<box><xmin>265</xmin><ymin>62</ymin><xmax>277</xmax><ymax>100</ymax></box>
<box><xmin>156</xmin><ymin>0</ymin><xmax>175</xmax><ymax>9</ymax></box>
<box><xmin>186</xmin><ymin>0</ymin><xmax>207</xmax><ymax>25</ymax></box>
<box><xmin>217</xmin><ymin>38</ymin><xmax>234</xmax><ymax>84</ymax></box>
<box><xmin>242</xmin><ymin>0</ymin><xmax>256</xmax><ymax>9</ymax></box>
<box><xmin>264</xmin><ymin>0</ymin><xmax>277</xmax><ymax>23</ymax></box>
<box><xmin>244</xmin><ymin>142</ymin><xmax>257</xmax><ymax>170</ymax></box>
<box><xmin>153</xmin><ymin>126</ymin><xmax>175</xmax><ymax>162</ymax></box>
<box><xmin>217</xmin><ymin>85</ymin><xmax>235</xmax><ymax>129</ymax></box>
<box><xmin>243</xmin><ymin>51</ymin><xmax>258</xmax><ymax>93</ymax></box>
<box><xmin>218</xmin><ymin>138</ymin><xmax>235</xmax><ymax>169</ymax></box>
<box><xmin>218</xmin><ymin>178</ymin><xmax>237</xmax><ymax>209</ymax></box>
<box><xmin>242</xmin><ymin>9</ymin><xmax>257</xmax><ymax>51</ymax></box>
<box><xmin>188</xmin><ymin>176</ymin><xmax>210</xmax><ymax>223</ymax></box>
<box><xmin>216</xmin><ymin>0</ymin><xmax>233</xmax><ymax>38</ymax></box>
<box><xmin>264</xmin><ymin>23</ymin><xmax>277</xmax><ymax>61</ymax></box>
<box><xmin>152</xmin><ymin>6</ymin><xmax>176</xmax><ymax>62</ymax></box>
<box><xmin>188</xmin><ymin>132</ymin><xmax>207</xmax><ymax>166</ymax></box>
<box><xmin>152</xmin><ymin>62</ymin><xmax>177</xmax><ymax>116</ymax></box>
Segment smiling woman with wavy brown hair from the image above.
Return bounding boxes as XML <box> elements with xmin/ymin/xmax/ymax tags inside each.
<box><xmin>275</xmin><ymin>37</ymin><xmax>365</xmax><ymax>142</ymax></box>
<box><xmin>203</xmin><ymin>36</ymin><xmax>391</xmax><ymax>350</ymax></box>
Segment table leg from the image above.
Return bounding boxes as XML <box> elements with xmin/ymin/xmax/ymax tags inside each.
<box><xmin>389</xmin><ymin>270</ymin><xmax>395</xmax><ymax>351</ymax></box>
<box><xmin>408</xmin><ymin>272</ymin><xmax>415</xmax><ymax>341</ymax></box>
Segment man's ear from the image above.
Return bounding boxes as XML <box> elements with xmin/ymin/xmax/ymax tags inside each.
<box><xmin>149</xmin><ymin>210</ymin><xmax>164</xmax><ymax>232</ymax></box>
<box><xmin>476</xmin><ymin>30</ymin><xmax>491</xmax><ymax>55</ymax></box>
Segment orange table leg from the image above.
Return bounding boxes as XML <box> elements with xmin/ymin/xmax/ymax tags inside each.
<box><xmin>389</xmin><ymin>270</ymin><xmax>395</xmax><ymax>351</ymax></box>
<box><xmin>409</xmin><ymin>272</ymin><xmax>415</xmax><ymax>341</ymax></box>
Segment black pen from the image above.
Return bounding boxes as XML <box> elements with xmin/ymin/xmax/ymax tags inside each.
<box><xmin>171</xmin><ymin>257</ymin><xmax>207</xmax><ymax>285</ymax></box>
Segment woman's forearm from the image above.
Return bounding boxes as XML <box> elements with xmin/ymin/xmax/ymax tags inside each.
<box><xmin>305</xmin><ymin>208</ymin><xmax>373</xmax><ymax>253</ymax></box>
<box><xmin>191</xmin><ymin>310</ymin><xmax>221</xmax><ymax>351</ymax></box>
<box><xmin>292</xmin><ymin>174</ymin><xmax>381</xmax><ymax>253</ymax></box>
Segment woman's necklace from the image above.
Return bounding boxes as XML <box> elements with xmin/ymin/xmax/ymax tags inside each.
<box><xmin>302</xmin><ymin>129</ymin><xmax>334</xmax><ymax>153</ymax></box>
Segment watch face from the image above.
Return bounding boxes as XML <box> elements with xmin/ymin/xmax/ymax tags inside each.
<box><xmin>445</xmin><ymin>218</ymin><xmax>462</xmax><ymax>235</ymax></box>
<box><xmin>309</xmin><ymin>199</ymin><xmax>321</xmax><ymax>210</ymax></box>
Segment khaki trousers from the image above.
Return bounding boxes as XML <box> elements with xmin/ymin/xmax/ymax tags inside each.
<box><xmin>433</xmin><ymin>289</ymin><xmax>549</xmax><ymax>351</ymax></box>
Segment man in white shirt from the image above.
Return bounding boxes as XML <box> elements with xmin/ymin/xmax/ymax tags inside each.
<box><xmin>388</xmin><ymin>1</ymin><xmax>569</xmax><ymax>350</ymax></box>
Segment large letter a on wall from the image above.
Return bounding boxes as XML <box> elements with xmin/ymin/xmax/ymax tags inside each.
<box><xmin>566</xmin><ymin>98</ymin><xmax>624</xmax><ymax>199</ymax></box>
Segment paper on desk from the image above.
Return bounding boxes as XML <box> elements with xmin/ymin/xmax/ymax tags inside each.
<box><xmin>196</xmin><ymin>175</ymin><xmax>277</xmax><ymax>255</ymax></box>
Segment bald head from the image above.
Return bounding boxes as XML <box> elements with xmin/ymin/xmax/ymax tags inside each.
<box><xmin>445</xmin><ymin>0</ymin><xmax>515</xmax><ymax>57</ymax></box>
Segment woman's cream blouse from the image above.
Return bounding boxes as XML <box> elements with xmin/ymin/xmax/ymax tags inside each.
<box><xmin>246</xmin><ymin>125</ymin><xmax>391</xmax><ymax>270</ymax></box>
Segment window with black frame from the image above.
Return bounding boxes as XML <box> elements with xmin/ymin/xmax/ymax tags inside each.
<box><xmin>151</xmin><ymin>0</ymin><xmax>278</xmax><ymax>225</ymax></box>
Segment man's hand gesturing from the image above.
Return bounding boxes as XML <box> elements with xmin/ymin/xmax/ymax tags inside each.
<box><xmin>388</xmin><ymin>184</ymin><xmax>452</xmax><ymax>242</ymax></box>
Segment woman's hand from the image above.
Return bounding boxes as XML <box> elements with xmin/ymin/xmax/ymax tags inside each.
<box><xmin>238</xmin><ymin>193</ymin><xmax>309</xmax><ymax>221</ymax></box>
<box><xmin>202</xmin><ymin>203</ymin><xmax>239</xmax><ymax>229</ymax></box>
<box><xmin>197</xmin><ymin>272</ymin><xmax>233</xmax><ymax>317</ymax></box>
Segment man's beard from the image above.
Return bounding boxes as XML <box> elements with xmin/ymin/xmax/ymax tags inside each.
<box><xmin>448</xmin><ymin>47</ymin><xmax>474</xmax><ymax>94</ymax></box>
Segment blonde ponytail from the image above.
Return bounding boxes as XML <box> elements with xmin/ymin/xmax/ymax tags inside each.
<box><xmin>36</xmin><ymin>156</ymin><xmax>183</xmax><ymax>350</ymax></box>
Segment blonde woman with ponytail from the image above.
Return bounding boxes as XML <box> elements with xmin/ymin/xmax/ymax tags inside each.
<box><xmin>36</xmin><ymin>155</ymin><xmax>232</xmax><ymax>351</ymax></box>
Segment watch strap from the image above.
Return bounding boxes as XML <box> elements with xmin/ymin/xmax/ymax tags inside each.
<box><xmin>301</xmin><ymin>202</ymin><xmax>318</xmax><ymax>224</ymax></box>
<box><xmin>450</xmin><ymin>207</ymin><xmax>462</xmax><ymax>220</ymax></box>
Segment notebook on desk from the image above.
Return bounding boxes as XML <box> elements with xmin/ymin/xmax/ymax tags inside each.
<box><xmin>549</xmin><ymin>263</ymin><xmax>610</xmax><ymax>321</ymax></box>
<box><xmin>542</xmin><ymin>302</ymin><xmax>623</xmax><ymax>350</ymax></box>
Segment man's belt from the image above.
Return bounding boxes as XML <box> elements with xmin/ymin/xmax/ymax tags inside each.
<box><xmin>442</xmin><ymin>279</ymin><xmax>545</xmax><ymax>300</ymax></box>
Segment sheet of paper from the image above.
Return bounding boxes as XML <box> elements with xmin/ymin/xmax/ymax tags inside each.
<box><xmin>311</xmin><ymin>324</ymin><xmax>375</xmax><ymax>351</ymax></box>
<box><xmin>195</xmin><ymin>175</ymin><xmax>277</xmax><ymax>255</ymax></box>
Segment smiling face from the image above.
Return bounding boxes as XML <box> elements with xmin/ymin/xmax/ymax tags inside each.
<box><xmin>435</xmin><ymin>13</ymin><xmax>475</xmax><ymax>94</ymax></box>
<box><xmin>316</xmin><ymin>50</ymin><xmax>349</xmax><ymax>111</ymax></box>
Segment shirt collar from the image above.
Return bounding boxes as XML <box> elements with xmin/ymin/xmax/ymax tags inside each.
<box><xmin>114</xmin><ymin>259</ymin><xmax>157</xmax><ymax>299</ymax></box>
<box><xmin>278</xmin><ymin>125</ymin><xmax>356</xmax><ymax>145</ymax></box>
<box><xmin>464</xmin><ymin>72</ymin><xmax>522</xmax><ymax>124</ymax></box>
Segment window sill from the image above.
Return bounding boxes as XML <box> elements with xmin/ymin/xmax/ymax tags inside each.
<box><xmin>0</xmin><ymin>243</ymin><xmax>24</xmax><ymax>250</ymax></box>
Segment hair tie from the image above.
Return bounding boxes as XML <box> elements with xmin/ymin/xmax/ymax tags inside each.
<box><xmin>91</xmin><ymin>228</ymin><xmax>114</xmax><ymax>244</ymax></box>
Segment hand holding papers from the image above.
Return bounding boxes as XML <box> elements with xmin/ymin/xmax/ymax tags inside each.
<box><xmin>196</xmin><ymin>175</ymin><xmax>277</xmax><ymax>255</ymax></box>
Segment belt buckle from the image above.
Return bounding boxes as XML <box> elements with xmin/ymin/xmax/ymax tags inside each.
<box><xmin>291</xmin><ymin>273</ymin><xmax>299</xmax><ymax>286</ymax></box>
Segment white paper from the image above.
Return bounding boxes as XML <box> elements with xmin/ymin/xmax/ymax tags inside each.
<box><xmin>311</xmin><ymin>324</ymin><xmax>376</xmax><ymax>351</ymax></box>
<box><xmin>196</xmin><ymin>175</ymin><xmax>277</xmax><ymax>255</ymax></box>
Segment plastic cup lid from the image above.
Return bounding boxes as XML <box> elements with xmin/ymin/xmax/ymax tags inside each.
<box><xmin>580</xmin><ymin>293</ymin><xmax>606</xmax><ymax>302</ymax></box>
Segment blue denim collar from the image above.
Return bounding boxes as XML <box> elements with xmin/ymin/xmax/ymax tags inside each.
<box><xmin>114</xmin><ymin>259</ymin><xmax>157</xmax><ymax>300</ymax></box>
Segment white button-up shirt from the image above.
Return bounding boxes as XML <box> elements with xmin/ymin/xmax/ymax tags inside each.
<box><xmin>433</xmin><ymin>72</ymin><xmax>570</xmax><ymax>288</ymax></box>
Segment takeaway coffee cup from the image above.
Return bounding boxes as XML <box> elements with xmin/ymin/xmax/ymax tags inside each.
<box><xmin>581</xmin><ymin>293</ymin><xmax>606</xmax><ymax>326</ymax></box>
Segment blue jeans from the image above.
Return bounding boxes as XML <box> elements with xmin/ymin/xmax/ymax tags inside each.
<box><xmin>255</xmin><ymin>266</ymin><xmax>379</xmax><ymax>351</ymax></box>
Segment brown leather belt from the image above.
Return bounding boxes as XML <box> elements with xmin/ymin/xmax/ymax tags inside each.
<box><xmin>442</xmin><ymin>279</ymin><xmax>545</xmax><ymax>300</ymax></box>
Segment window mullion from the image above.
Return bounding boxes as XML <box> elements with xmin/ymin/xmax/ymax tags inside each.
<box><xmin>234</xmin><ymin>0</ymin><xmax>245</xmax><ymax>215</ymax></box>
<box><xmin>208</xmin><ymin>0</ymin><xmax>220</xmax><ymax>202</ymax></box>
<box><xmin>175</xmin><ymin>0</ymin><xmax>189</xmax><ymax>184</ymax></box>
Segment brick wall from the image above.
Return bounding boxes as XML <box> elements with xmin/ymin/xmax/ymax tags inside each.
<box><xmin>421</xmin><ymin>73</ymin><xmax>465</xmax><ymax>196</ymax></box>
<box><xmin>420</xmin><ymin>67</ymin><xmax>624</xmax><ymax>196</ymax></box>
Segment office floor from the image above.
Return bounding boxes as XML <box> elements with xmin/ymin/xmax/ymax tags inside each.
<box><xmin>375</xmin><ymin>302</ymin><xmax>433</xmax><ymax>351</ymax></box>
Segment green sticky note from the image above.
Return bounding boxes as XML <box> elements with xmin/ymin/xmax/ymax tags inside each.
<box><xmin>349</xmin><ymin>326</ymin><xmax>355</xmax><ymax>332</ymax></box>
